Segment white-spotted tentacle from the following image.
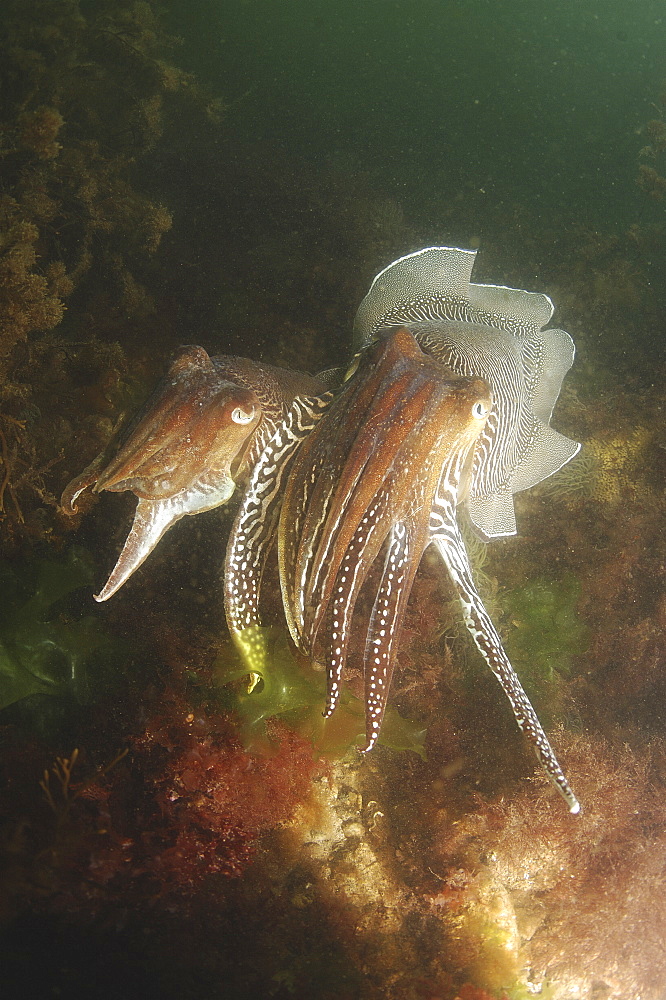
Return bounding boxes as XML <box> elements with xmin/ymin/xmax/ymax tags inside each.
<box><xmin>429</xmin><ymin>470</ymin><xmax>580</xmax><ymax>813</ymax></box>
<box><xmin>283</xmin><ymin>422</ymin><xmax>341</xmax><ymax>642</ymax></box>
<box><xmin>361</xmin><ymin>521</ymin><xmax>412</xmax><ymax>752</ymax></box>
<box><xmin>324</xmin><ymin>489</ymin><xmax>389</xmax><ymax>717</ymax></box>
<box><xmin>224</xmin><ymin>393</ymin><xmax>332</xmax><ymax>675</ymax></box>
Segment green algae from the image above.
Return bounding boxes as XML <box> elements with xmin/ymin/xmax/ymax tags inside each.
<box><xmin>214</xmin><ymin>628</ymin><xmax>427</xmax><ymax>759</ymax></box>
<box><xmin>0</xmin><ymin>547</ymin><xmax>112</xmax><ymax>711</ymax></box>
<box><xmin>502</xmin><ymin>574</ymin><xmax>589</xmax><ymax>713</ymax></box>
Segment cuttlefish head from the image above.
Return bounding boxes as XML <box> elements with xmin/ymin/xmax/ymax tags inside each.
<box><xmin>61</xmin><ymin>346</ymin><xmax>261</xmax><ymax>602</ymax></box>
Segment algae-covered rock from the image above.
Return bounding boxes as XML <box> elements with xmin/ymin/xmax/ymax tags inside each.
<box><xmin>502</xmin><ymin>575</ymin><xmax>588</xmax><ymax>714</ymax></box>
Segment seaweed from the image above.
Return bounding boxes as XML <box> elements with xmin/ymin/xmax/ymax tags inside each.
<box><xmin>0</xmin><ymin>0</ymin><xmax>221</xmax><ymax>549</ymax></box>
<box><xmin>214</xmin><ymin>628</ymin><xmax>427</xmax><ymax>759</ymax></box>
<box><xmin>0</xmin><ymin>546</ymin><xmax>113</xmax><ymax>711</ymax></box>
<box><xmin>501</xmin><ymin>574</ymin><xmax>588</xmax><ymax>712</ymax></box>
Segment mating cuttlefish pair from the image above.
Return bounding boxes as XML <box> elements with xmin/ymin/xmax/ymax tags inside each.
<box><xmin>62</xmin><ymin>248</ymin><xmax>582</xmax><ymax>813</ymax></box>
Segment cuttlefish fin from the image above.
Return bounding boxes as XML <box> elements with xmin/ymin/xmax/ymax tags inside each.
<box><xmin>468</xmin><ymin>279</ymin><xmax>554</xmax><ymax>333</ymax></box>
<box><xmin>466</xmin><ymin>487</ymin><xmax>517</xmax><ymax>541</ymax></box>
<box><xmin>430</xmin><ymin>515</ymin><xmax>580</xmax><ymax>813</ymax></box>
<box><xmin>527</xmin><ymin>327</ymin><xmax>576</xmax><ymax>424</ymax></box>
<box><xmin>353</xmin><ymin>246</ymin><xmax>557</xmax><ymax>346</ymax></box>
<box><xmin>509</xmin><ymin>422</ymin><xmax>581</xmax><ymax>495</ymax></box>
<box><xmin>96</xmin><ymin>475</ymin><xmax>236</xmax><ymax>601</ymax></box>
<box><xmin>224</xmin><ymin>393</ymin><xmax>332</xmax><ymax>676</ymax></box>
<box><xmin>466</xmin><ymin>422</ymin><xmax>580</xmax><ymax>540</ymax></box>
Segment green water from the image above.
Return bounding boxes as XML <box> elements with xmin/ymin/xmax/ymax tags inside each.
<box><xmin>166</xmin><ymin>0</ymin><xmax>665</xmax><ymax>234</ymax></box>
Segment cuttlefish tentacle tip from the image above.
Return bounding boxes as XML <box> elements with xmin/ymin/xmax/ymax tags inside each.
<box><xmin>60</xmin><ymin>469</ymin><xmax>101</xmax><ymax>514</ymax></box>
<box><xmin>359</xmin><ymin>729</ymin><xmax>380</xmax><ymax>754</ymax></box>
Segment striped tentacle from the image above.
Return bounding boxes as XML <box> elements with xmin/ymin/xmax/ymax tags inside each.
<box><xmin>429</xmin><ymin>485</ymin><xmax>580</xmax><ymax>813</ymax></box>
<box><xmin>279</xmin><ymin>335</ymin><xmax>410</xmax><ymax>652</ymax></box>
<box><xmin>224</xmin><ymin>393</ymin><xmax>332</xmax><ymax>677</ymax></box>
<box><xmin>361</xmin><ymin>515</ymin><xmax>428</xmax><ymax>751</ymax></box>
<box><xmin>322</xmin><ymin>482</ymin><xmax>399</xmax><ymax>717</ymax></box>
<box><xmin>280</xmin><ymin>344</ymin><xmax>415</xmax><ymax>645</ymax></box>
<box><xmin>279</xmin><ymin>327</ymin><xmax>491</xmax><ymax>750</ymax></box>
<box><xmin>301</xmin><ymin>347</ymin><xmax>446</xmax><ymax>649</ymax></box>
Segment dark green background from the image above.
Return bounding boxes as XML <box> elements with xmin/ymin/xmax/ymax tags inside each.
<box><xmin>165</xmin><ymin>0</ymin><xmax>665</xmax><ymax>232</ymax></box>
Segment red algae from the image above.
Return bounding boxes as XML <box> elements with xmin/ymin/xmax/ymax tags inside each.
<box><xmin>0</xmin><ymin>694</ymin><xmax>326</xmax><ymax>928</ymax></box>
<box><xmin>139</xmin><ymin>711</ymin><xmax>325</xmax><ymax>888</ymax></box>
<box><xmin>430</xmin><ymin>729</ymin><xmax>666</xmax><ymax>999</ymax></box>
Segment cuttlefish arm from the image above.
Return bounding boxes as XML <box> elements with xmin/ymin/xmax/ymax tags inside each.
<box><xmin>429</xmin><ymin>494</ymin><xmax>580</xmax><ymax>812</ymax></box>
<box><xmin>278</xmin><ymin>328</ymin><xmax>492</xmax><ymax>750</ymax></box>
<box><xmin>61</xmin><ymin>346</ymin><xmax>263</xmax><ymax>600</ymax></box>
<box><xmin>223</xmin><ymin>392</ymin><xmax>333</xmax><ymax>676</ymax></box>
<box><xmin>92</xmin><ymin>479</ymin><xmax>237</xmax><ymax>602</ymax></box>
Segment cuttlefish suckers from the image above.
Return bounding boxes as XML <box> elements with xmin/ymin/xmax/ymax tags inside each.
<box><xmin>61</xmin><ymin>344</ymin><xmax>326</xmax><ymax>601</ymax></box>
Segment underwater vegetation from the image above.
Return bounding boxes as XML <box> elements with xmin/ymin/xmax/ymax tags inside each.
<box><xmin>0</xmin><ymin>546</ymin><xmax>113</xmax><ymax>712</ymax></box>
<box><xmin>0</xmin><ymin>0</ymin><xmax>187</xmax><ymax>384</ymax></box>
<box><xmin>537</xmin><ymin>426</ymin><xmax>654</xmax><ymax>507</ymax></box>
<box><xmin>637</xmin><ymin>83</ymin><xmax>666</xmax><ymax>201</ymax></box>
<box><xmin>430</xmin><ymin>731</ymin><xmax>666</xmax><ymax>999</ymax></box>
<box><xmin>501</xmin><ymin>574</ymin><xmax>588</xmax><ymax>713</ymax></box>
<box><xmin>0</xmin><ymin>684</ymin><xmax>327</xmax><ymax>929</ymax></box>
<box><xmin>0</xmin><ymin>0</ymin><xmax>224</xmax><ymax>550</ymax></box>
<box><xmin>214</xmin><ymin>628</ymin><xmax>427</xmax><ymax>759</ymax></box>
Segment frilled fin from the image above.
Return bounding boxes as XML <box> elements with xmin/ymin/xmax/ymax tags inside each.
<box><xmin>95</xmin><ymin>475</ymin><xmax>237</xmax><ymax>601</ymax></box>
<box><xmin>466</xmin><ymin>488</ymin><xmax>517</xmax><ymax>541</ymax></box>
<box><xmin>501</xmin><ymin>326</ymin><xmax>580</xmax><ymax>496</ymax></box>
<box><xmin>224</xmin><ymin>394</ymin><xmax>333</xmax><ymax>678</ymax></box>
<box><xmin>467</xmin><ymin>420</ymin><xmax>580</xmax><ymax>542</ymax></box>
<box><xmin>508</xmin><ymin>423</ymin><xmax>581</xmax><ymax>495</ymax></box>
<box><xmin>526</xmin><ymin>327</ymin><xmax>576</xmax><ymax>424</ymax></box>
<box><xmin>354</xmin><ymin>246</ymin><xmax>555</xmax><ymax>346</ymax></box>
<box><xmin>429</xmin><ymin>511</ymin><xmax>580</xmax><ymax>813</ymax></box>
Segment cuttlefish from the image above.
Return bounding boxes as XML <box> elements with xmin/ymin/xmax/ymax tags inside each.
<box><xmin>61</xmin><ymin>345</ymin><xmax>329</xmax><ymax>600</ymax></box>
<box><xmin>226</xmin><ymin>322</ymin><xmax>579</xmax><ymax>812</ymax></box>
<box><xmin>354</xmin><ymin>247</ymin><xmax>581</xmax><ymax>540</ymax></box>
<box><xmin>281</xmin><ymin>327</ymin><xmax>492</xmax><ymax>743</ymax></box>
<box><xmin>353</xmin><ymin>250</ymin><xmax>581</xmax><ymax>810</ymax></box>
<box><xmin>62</xmin><ymin>247</ymin><xmax>581</xmax><ymax>812</ymax></box>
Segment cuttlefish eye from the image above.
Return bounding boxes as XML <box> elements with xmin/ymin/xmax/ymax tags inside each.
<box><xmin>231</xmin><ymin>406</ymin><xmax>255</xmax><ymax>425</ymax></box>
<box><xmin>472</xmin><ymin>400</ymin><xmax>490</xmax><ymax>419</ymax></box>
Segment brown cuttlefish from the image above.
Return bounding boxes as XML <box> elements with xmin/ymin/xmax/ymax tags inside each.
<box><xmin>225</xmin><ymin>326</ymin><xmax>491</xmax><ymax>741</ymax></box>
<box><xmin>225</xmin><ymin>325</ymin><xmax>580</xmax><ymax>813</ymax></box>
<box><xmin>61</xmin><ymin>344</ymin><xmax>329</xmax><ymax>601</ymax></box>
